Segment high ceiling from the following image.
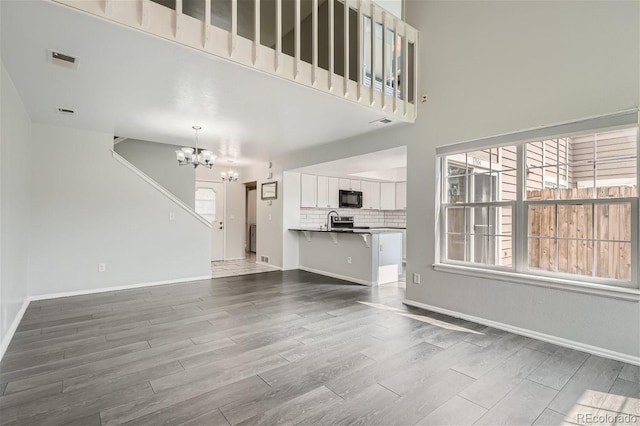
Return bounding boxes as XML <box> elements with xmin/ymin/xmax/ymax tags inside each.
<box><xmin>1</xmin><ymin>0</ymin><xmax>403</xmax><ymax>166</ymax></box>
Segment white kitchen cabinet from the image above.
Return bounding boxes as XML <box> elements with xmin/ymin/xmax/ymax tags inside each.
<box><xmin>361</xmin><ymin>181</ymin><xmax>380</xmax><ymax>210</ymax></box>
<box><xmin>380</xmin><ymin>183</ymin><xmax>396</xmax><ymax>210</ymax></box>
<box><xmin>327</xmin><ymin>177</ymin><xmax>339</xmax><ymax>208</ymax></box>
<box><xmin>316</xmin><ymin>176</ymin><xmax>329</xmax><ymax>208</ymax></box>
<box><xmin>301</xmin><ymin>174</ymin><xmax>317</xmax><ymax>208</ymax></box>
<box><xmin>339</xmin><ymin>179</ymin><xmax>361</xmax><ymax>191</ymax></box>
<box><xmin>395</xmin><ymin>181</ymin><xmax>407</xmax><ymax>210</ymax></box>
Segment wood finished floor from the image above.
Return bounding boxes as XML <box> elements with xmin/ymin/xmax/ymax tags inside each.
<box><xmin>1</xmin><ymin>270</ymin><xmax>638</xmax><ymax>426</ymax></box>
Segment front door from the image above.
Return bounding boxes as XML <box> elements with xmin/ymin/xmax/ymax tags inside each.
<box><xmin>195</xmin><ymin>181</ymin><xmax>225</xmax><ymax>261</ymax></box>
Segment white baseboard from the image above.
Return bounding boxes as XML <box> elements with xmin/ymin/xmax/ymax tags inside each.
<box><xmin>0</xmin><ymin>299</ymin><xmax>31</xmax><ymax>362</ymax></box>
<box><xmin>298</xmin><ymin>266</ymin><xmax>375</xmax><ymax>286</ymax></box>
<box><xmin>256</xmin><ymin>261</ymin><xmax>282</xmax><ymax>270</ymax></box>
<box><xmin>403</xmin><ymin>299</ymin><xmax>640</xmax><ymax>366</ymax></box>
<box><xmin>28</xmin><ymin>275</ymin><xmax>212</xmax><ymax>302</ymax></box>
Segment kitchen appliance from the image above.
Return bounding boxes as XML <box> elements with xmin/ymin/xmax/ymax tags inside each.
<box><xmin>339</xmin><ymin>190</ymin><xmax>363</xmax><ymax>208</ymax></box>
<box><xmin>331</xmin><ymin>216</ymin><xmax>355</xmax><ymax>229</ymax></box>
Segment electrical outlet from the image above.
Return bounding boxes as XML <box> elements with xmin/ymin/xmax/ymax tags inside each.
<box><xmin>413</xmin><ymin>273</ymin><xmax>421</xmax><ymax>284</ymax></box>
<box><xmin>98</xmin><ymin>263</ymin><xmax>106</xmax><ymax>273</ymax></box>
<box><xmin>347</xmin><ymin>257</ymin><xmax>352</xmax><ymax>264</ymax></box>
<box><xmin>169</xmin><ymin>212</ymin><xmax>175</xmax><ymax>221</ymax></box>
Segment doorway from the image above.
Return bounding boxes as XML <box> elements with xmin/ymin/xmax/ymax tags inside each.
<box><xmin>195</xmin><ymin>181</ymin><xmax>225</xmax><ymax>262</ymax></box>
<box><xmin>245</xmin><ymin>182</ymin><xmax>257</xmax><ymax>255</ymax></box>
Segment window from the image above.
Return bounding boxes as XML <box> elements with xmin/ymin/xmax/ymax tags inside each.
<box><xmin>195</xmin><ymin>188</ymin><xmax>216</xmax><ymax>223</ymax></box>
<box><xmin>438</xmin><ymin>122</ymin><xmax>639</xmax><ymax>288</ymax></box>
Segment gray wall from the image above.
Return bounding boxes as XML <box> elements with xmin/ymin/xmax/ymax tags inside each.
<box><xmin>0</xmin><ymin>62</ymin><xmax>31</xmax><ymax>355</ymax></box>
<box><xmin>402</xmin><ymin>0</ymin><xmax>639</xmax><ymax>359</ymax></box>
<box><xmin>28</xmin><ymin>124</ymin><xmax>211</xmax><ymax>297</ymax></box>
<box><xmin>265</xmin><ymin>0</ymin><xmax>640</xmax><ymax>359</ymax></box>
<box><xmin>115</xmin><ymin>139</ymin><xmax>196</xmax><ymax>208</ymax></box>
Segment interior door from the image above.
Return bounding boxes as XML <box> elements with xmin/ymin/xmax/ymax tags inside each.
<box><xmin>195</xmin><ymin>181</ymin><xmax>225</xmax><ymax>262</ymax></box>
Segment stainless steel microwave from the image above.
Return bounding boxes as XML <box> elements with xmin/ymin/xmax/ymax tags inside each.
<box><xmin>339</xmin><ymin>190</ymin><xmax>363</xmax><ymax>208</ymax></box>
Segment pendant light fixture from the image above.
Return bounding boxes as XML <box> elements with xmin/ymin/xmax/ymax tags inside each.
<box><xmin>175</xmin><ymin>126</ymin><xmax>215</xmax><ymax>168</ymax></box>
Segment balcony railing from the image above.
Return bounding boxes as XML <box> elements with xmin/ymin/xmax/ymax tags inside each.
<box><xmin>52</xmin><ymin>0</ymin><xmax>418</xmax><ymax>122</ymax></box>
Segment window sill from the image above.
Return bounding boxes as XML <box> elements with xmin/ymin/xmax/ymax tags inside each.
<box><xmin>432</xmin><ymin>263</ymin><xmax>640</xmax><ymax>302</ymax></box>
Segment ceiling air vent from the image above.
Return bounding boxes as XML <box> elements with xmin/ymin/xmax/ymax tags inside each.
<box><xmin>369</xmin><ymin>117</ymin><xmax>393</xmax><ymax>127</ymax></box>
<box><xmin>48</xmin><ymin>49</ymin><xmax>79</xmax><ymax>69</ymax></box>
<box><xmin>56</xmin><ymin>107</ymin><xmax>77</xmax><ymax>116</ymax></box>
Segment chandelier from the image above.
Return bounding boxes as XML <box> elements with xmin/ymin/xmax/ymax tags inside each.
<box><xmin>175</xmin><ymin>126</ymin><xmax>215</xmax><ymax>168</ymax></box>
<box><xmin>221</xmin><ymin>170</ymin><xmax>239</xmax><ymax>182</ymax></box>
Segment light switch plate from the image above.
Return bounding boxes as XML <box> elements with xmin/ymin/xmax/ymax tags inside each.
<box><xmin>98</xmin><ymin>263</ymin><xmax>106</xmax><ymax>273</ymax></box>
<box><xmin>413</xmin><ymin>273</ymin><xmax>421</xmax><ymax>284</ymax></box>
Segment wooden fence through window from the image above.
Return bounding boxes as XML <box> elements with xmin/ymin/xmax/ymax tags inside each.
<box><xmin>527</xmin><ymin>186</ymin><xmax>635</xmax><ymax>281</ymax></box>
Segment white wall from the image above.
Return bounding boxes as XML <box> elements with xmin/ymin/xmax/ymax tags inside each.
<box><xmin>115</xmin><ymin>139</ymin><xmax>196</xmax><ymax>208</ymax></box>
<box><xmin>196</xmin><ymin>166</ymin><xmax>247</xmax><ymax>260</ymax></box>
<box><xmin>0</xmin><ymin>62</ymin><xmax>31</xmax><ymax>355</ymax></box>
<box><xmin>28</xmin><ymin>124</ymin><xmax>211</xmax><ymax>297</ymax></box>
<box><xmin>402</xmin><ymin>0</ymin><xmax>639</xmax><ymax>359</ymax></box>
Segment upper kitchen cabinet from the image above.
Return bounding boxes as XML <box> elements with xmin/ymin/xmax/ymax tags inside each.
<box><xmin>316</xmin><ymin>176</ymin><xmax>339</xmax><ymax>209</ymax></box>
<box><xmin>327</xmin><ymin>178</ymin><xmax>339</xmax><ymax>209</ymax></box>
<box><xmin>339</xmin><ymin>179</ymin><xmax>361</xmax><ymax>191</ymax></box>
<box><xmin>301</xmin><ymin>174</ymin><xmax>339</xmax><ymax>209</ymax></box>
<box><xmin>361</xmin><ymin>181</ymin><xmax>381</xmax><ymax>210</ymax></box>
<box><xmin>395</xmin><ymin>182</ymin><xmax>407</xmax><ymax>210</ymax></box>
<box><xmin>301</xmin><ymin>174</ymin><xmax>317</xmax><ymax>208</ymax></box>
<box><xmin>380</xmin><ymin>183</ymin><xmax>396</xmax><ymax>210</ymax></box>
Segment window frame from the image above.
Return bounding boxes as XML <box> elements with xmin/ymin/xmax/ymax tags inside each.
<box><xmin>435</xmin><ymin>114</ymin><xmax>640</xmax><ymax>290</ymax></box>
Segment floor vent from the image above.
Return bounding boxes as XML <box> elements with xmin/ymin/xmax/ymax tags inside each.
<box><xmin>49</xmin><ymin>50</ymin><xmax>79</xmax><ymax>69</ymax></box>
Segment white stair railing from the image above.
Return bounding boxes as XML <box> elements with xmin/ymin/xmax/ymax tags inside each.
<box><xmin>51</xmin><ymin>0</ymin><xmax>418</xmax><ymax>122</ymax></box>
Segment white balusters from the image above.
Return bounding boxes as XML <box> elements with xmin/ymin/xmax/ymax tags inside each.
<box><xmin>203</xmin><ymin>0</ymin><xmax>211</xmax><ymax>47</ymax></box>
<box><xmin>294</xmin><ymin>0</ymin><xmax>301</xmax><ymax>78</ymax></box>
<box><xmin>344</xmin><ymin>0</ymin><xmax>350</xmax><ymax>96</ymax></box>
<box><xmin>230</xmin><ymin>0</ymin><xmax>237</xmax><ymax>55</ymax></box>
<box><xmin>275</xmin><ymin>0</ymin><xmax>282</xmax><ymax>71</ymax></box>
<box><xmin>254</xmin><ymin>0</ymin><xmax>260</xmax><ymax>64</ymax></box>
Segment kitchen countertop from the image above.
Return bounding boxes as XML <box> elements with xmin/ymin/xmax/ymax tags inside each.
<box><xmin>289</xmin><ymin>228</ymin><xmax>404</xmax><ymax>235</ymax></box>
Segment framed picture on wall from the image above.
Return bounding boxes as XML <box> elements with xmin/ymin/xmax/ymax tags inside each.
<box><xmin>261</xmin><ymin>182</ymin><xmax>277</xmax><ymax>200</ymax></box>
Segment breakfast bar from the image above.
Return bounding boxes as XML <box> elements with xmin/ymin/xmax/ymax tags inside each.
<box><xmin>289</xmin><ymin>228</ymin><xmax>403</xmax><ymax>286</ymax></box>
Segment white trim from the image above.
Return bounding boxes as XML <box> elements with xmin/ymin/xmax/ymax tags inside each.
<box><xmin>113</xmin><ymin>137</ymin><xmax>128</xmax><ymax>146</ymax></box>
<box><xmin>112</xmin><ymin>151</ymin><xmax>212</xmax><ymax>228</ymax></box>
<box><xmin>298</xmin><ymin>266</ymin><xmax>375</xmax><ymax>286</ymax></box>
<box><xmin>28</xmin><ymin>275</ymin><xmax>212</xmax><ymax>302</ymax></box>
<box><xmin>433</xmin><ymin>263</ymin><xmax>640</xmax><ymax>302</ymax></box>
<box><xmin>403</xmin><ymin>299</ymin><xmax>640</xmax><ymax>366</ymax></box>
<box><xmin>436</xmin><ymin>109</ymin><xmax>639</xmax><ymax>156</ymax></box>
<box><xmin>256</xmin><ymin>261</ymin><xmax>282</xmax><ymax>270</ymax></box>
<box><xmin>0</xmin><ymin>299</ymin><xmax>30</xmax><ymax>363</ymax></box>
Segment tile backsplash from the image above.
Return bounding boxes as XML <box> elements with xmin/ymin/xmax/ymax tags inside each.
<box><xmin>300</xmin><ymin>208</ymin><xmax>406</xmax><ymax>229</ymax></box>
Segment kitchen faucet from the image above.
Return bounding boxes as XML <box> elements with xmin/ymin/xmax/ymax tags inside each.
<box><xmin>326</xmin><ymin>210</ymin><xmax>339</xmax><ymax>231</ymax></box>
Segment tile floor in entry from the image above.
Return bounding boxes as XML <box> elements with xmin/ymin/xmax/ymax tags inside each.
<box><xmin>211</xmin><ymin>253</ymin><xmax>280</xmax><ymax>278</ymax></box>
